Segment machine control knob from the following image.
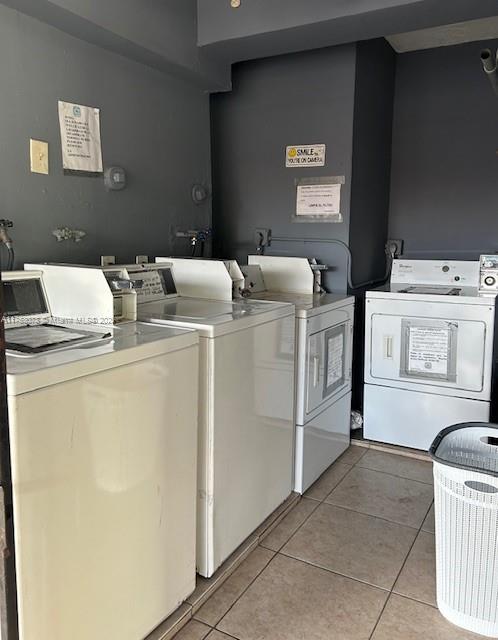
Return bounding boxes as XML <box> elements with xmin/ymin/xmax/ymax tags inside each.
<box><xmin>484</xmin><ymin>276</ymin><xmax>496</xmax><ymax>286</ymax></box>
<box><xmin>442</xmin><ymin>265</ymin><xmax>450</xmax><ymax>272</ymax></box>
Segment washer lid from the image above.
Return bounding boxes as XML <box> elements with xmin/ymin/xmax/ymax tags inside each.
<box><xmin>430</xmin><ymin>422</ymin><xmax>498</xmax><ymax>476</ymax></box>
<box><xmin>5</xmin><ymin>324</ymin><xmax>110</xmax><ymax>355</ymax></box>
<box><xmin>7</xmin><ymin>322</ymin><xmax>198</xmax><ymax>395</ymax></box>
<box><xmin>137</xmin><ymin>296</ymin><xmax>294</xmax><ymax>337</ymax></box>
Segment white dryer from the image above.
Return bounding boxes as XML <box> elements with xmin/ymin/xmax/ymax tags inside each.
<box><xmin>244</xmin><ymin>256</ymin><xmax>355</xmax><ymax>493</ymax></box>
<box><xmin>364</xmin><ymin>259</ymin><xmax>495</xmax><ymax>450</ymax></box>
<box><xmin>5</xmin><ymin>270</ymin><xmax>199</xmax><ymax>640</ymax></box>
<box><xmin>124</xmin><ymin>261</ymin><xmax>296</xmax><ymax>578</ymax></box>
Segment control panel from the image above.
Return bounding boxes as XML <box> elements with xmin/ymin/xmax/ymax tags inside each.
<box><xmin>103</xmin><ymin>268</ymin><xmax>137</xmax><ymax>323</ymax></box>
<box><xmin>479</xmin><ymin>255</ymin><xmax>498</xmax><ymax>296</ymax></box>
<box><xmin>125</xmin><ymin>265</ymin><xmax>178</xmax><ymax>304</ymax></box>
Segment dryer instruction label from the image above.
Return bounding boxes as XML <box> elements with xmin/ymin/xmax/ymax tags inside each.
<box><xmin>408</xmin><ymin>327</ymin><xmax>449</xmax><ymax>376</ymax></box>
<box><xmin>400</xmin><ymin>319</ymin><xmax>458</xmax><ymax>383</ymax></box>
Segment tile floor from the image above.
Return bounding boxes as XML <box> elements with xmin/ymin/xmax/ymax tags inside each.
<box><xmin>175</xmin><ymin>445</ymin><xmax>483</xmax><ymax>640</ymax></box>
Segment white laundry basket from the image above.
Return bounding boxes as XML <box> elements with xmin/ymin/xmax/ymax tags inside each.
<box><xmin>430</xmin><ymin>423</ymin><xmax>498</xmax><ymax>638</ymax></box>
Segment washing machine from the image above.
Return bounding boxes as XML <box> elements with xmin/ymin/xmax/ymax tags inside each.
<box><xmin>124</xmin><ymin>260</ymin><xmax>296</xmax><ymax>578</ymax></box>
<box><xmin>243</xmin><ymin>256</ymin><xmax>355</xmax><ymax>493</ymax></box>
<box><xmin>5</xmin><ymin>270</ymin><xmax>199</xmax><ymax>640</ymax></box>
<box><xmin>364</xmin><ymin>259</ymin><xmax>495</xmax><ymax>450</ymax></box>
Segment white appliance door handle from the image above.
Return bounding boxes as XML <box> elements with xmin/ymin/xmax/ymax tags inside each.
<box><xmin>384</xmin><ymin>336</ymin><xmax>393</xmax><ymax>359</ymax></box>
<box><xmin>312</xmin><ymin>355</ymin><xmax>320</xmax><ymax>387</ymax></box>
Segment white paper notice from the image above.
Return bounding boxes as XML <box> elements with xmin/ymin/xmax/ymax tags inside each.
<box><xmin>327</xmin><ymin>334</ymin><xmax>344</xmax><ymax>387</ymax></box>
<box><xmin>408</xmin><ymin>327</ymin><xmax>449</xmax><ymax>376</ymax></box>
<box><xmin>58</xmin><ymin>101</ymin><xmax>103</xmax><ymax>173</ymax></box>
<box><xmin>296</xmin><ymin>183</ymin><xmax>341</xmax><ymax>217</ymax></box>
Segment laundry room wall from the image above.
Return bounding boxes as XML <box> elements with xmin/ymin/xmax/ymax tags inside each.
<box><xmin>388</xmin><ymin>38</ymin><xmax>498</xmax><ymax>260</ymax></box>
<box><xmin>0</xmin><ymin>4</ymin><xmax>212</xmax><ymax>268</ymax></box>
<box><xmin>210</xmin><ymin>40</ymin><xmax>396</xmax><ymax>294</ymax></box>
<box><xmin>349</xmin><ymin>38</ymin><xmax>396</xmax><ymax>285</ymax></box>
<box><xmin>210</xmin><ymin>44</ymin><xmax>357</xmax><ymax>294</ymax></box>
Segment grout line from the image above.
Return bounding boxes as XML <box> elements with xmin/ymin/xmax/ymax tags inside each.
<box><xmin>367</xmin><ymin>497</ymin><xmax>434</xmax><ymax>639</ymax></box>
<box><xmin>195</xmin><ymin>548</ymin><xmax>275</xmax><ymax>627</ymax></box>
<box><xmin>256</xmin><ymin>493</ymin><xmax>301</xmax><ymax>545</ymax></box>
<box><xmin>208</xmin><ymin>629</ymin><xmax>241</xmax><ymax>640</ymax></box>
<box><xmin>304</xmin><ymin>444</ymin><xmax>369</xmax><ymax>504</ymax></box>
<box><xmin>355</xmin><ymin>463</ymin><xmax>434</xmax><ymax>486</ymax></box>
<box><xmin>348</xmin><ymin>464</ymin><xmax>434</xmax><ymax>487</ymax></box>
<box><xmin>259</xmin><ymin>497</ymin><xmax>321</xmax><ymax>553</ymax></box>
<box><xmin>303</xmin><ymin>463</ymin><xmax>354</xmax><ymax>504</ymax></box>
<box><xmin>389</xmin><ymin>591</ymin><xmax>438</xmax><ymax>610</ymax></box>
<box><xmin>319</xmin><ymin>463</ymin><xmax>358</xmax><ymax>503</ymax></box>
<box><xmin>320</xmin><ymin>500</ymin><xmax>426</xmax><ymax>531</ymax></box>
<box><xmin>214</xmin><ymin>552</ymin><xmax>280</xmax><ymax>632</ymax></box>
<box><xmin>277</xmin><ymin>550</ymin><xmax>391</xmax><ymax>593</ymax></box>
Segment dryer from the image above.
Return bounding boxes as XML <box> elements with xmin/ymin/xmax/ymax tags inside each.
<box><xmin>244</xmin><ymin>256</ymin><xmax>355</xmax><ymax>493</ymax></box>
<box><xmin>364</xmin><ymin>259</ymin><xmax>495</xmax><ymax>450</ymax></box>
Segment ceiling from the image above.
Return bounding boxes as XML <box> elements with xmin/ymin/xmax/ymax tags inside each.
<box><xmin>386</xmin><ymin>15</ymin><xmax>498</xmax><ymax>52</ymax></box>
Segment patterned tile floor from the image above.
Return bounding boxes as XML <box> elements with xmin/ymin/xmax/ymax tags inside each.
<box><xmin>174</xmin><ymin>445</ymin><xmax>482</xmax><ymax>640</ymax></box>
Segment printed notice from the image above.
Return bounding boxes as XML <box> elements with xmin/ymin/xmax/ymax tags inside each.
<box><xmin>408</xmin><ymin>327</ymin><xmax>450</xmax><ymax>376</ymax></box>
<box><xmin>286</xmin><ymin>144</ymin><xmax>326</xmax><ymax>167</ymax></box>
<box><xmin>327</xmin><ymin>333</ymin><xmax>344</xmax><ymax>387</ymax></box>
<box><xmin>296</xmin><ymin>182</ymin><xmax>341</xmax><ymax>217</ymax></box>
<box><xmin>58</xmin><ymin>101</ymin><xmax>103</xmax><ymax>173</ymax></box>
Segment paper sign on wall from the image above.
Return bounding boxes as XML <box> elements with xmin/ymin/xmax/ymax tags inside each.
<box><xmin>286</xmin><ymin>144</ymin><xmax>326</xmax><ymax>167</ymax></box>
<box><xmin>296</xmin><ymin>182</ymin><xmax>342</xmax><ymax>219</ymax></box>
<box><xmin>58</xmin><ymin>101</ymin><xmax>103</xmax><ymax>174</ymax></box>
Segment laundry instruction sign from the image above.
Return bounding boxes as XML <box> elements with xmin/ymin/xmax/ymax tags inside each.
<box><xmin>58</xmin><ymin>100</ymin><xmax>103</xmax><ymax>174</ymax></box>
<box><xmin>286</xmin><ymin>144</ymin><xmax>326</xmax><ymax>167</ymax></box>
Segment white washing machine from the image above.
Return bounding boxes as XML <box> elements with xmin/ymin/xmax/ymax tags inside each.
<box><xmin>5</xmin><ymin>270</ymin><xmax>199</xmax><ymax>640</ymax></box>
<box><xmin>364</xmin><ymin>259</ymin><xmax>495</xmax><ymax>450</ymax></box>
<box><xmin>244</xmin><ymin>256</ymin><xmax>355</xmax><ymax>493</ymax></box>
<box><xmin>124</xmin><ymin>261</ymin><xmax>296</xmax><ymax>578</ymax></box>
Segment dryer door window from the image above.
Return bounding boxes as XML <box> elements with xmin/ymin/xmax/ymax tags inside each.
<box><xmin>306</xmin><ymin>322</ymin><xmax>349</xmax><ymax>415</ymax></box>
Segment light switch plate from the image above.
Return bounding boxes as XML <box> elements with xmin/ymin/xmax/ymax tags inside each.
<box><xmin>30</xmin><ymin>139</ymin><xmax>49</xmax><ymax>175</ymax></box>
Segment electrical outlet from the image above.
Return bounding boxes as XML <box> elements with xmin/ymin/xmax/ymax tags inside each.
<box><xmin>135</xmin><ymin>255</ymin><xmax>149</xmax><ymax>264</ymax></box>
<box><xmin>100</xmin><ymin>255</ymin><xmax>116</xmax><ymax>266</ymax></box>
<box><xmin>254</xmin><ymin>228</ymin><xmax>272</xmax><ymax>250</ymax></box>
<box><xmin>386</xmin><ymin>239</ymin><xmax>403</xmax><ymax>258</ymax></box>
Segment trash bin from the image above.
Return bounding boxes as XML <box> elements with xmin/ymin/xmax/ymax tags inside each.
<box><xmin>430</xmin><ymin>422</ymin><xmax>498</xmax><ymax>638</ymax></box>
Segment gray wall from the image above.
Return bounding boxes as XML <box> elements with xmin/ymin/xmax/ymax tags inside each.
<box><xmin>389</xmin><ymin>38</ymin><xmax>498</xmax><ymax>259</ymax></box>
<box><xmin>0</xmin><ymin>0</ymin><xmax>229</xmax><ymax>88</ymax></box>
<box><xmin>211</xmin><ymin>45</ymin><xmax>357</xmax><ymax>293</ymax></box>
<box><xmin>350</xmin><ymin>39</ymin><xmax>396</xmax><ymax>284</ymax></box>
<box><xmin>0</xmin><ymin>5</ymin><xmax>212</xmax><ymax>268</ymax></box>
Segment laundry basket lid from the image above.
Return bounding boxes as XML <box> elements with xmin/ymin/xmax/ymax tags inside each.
<box><xmin>430</xmin><ymin>422</ymin><xmax>498</xmax><ymax>477</ymax></box>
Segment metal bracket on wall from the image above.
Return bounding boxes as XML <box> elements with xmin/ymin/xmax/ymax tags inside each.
<box><xmin>52</xmin><ymin>227</ymin><xmax>87</xmax><ymax>242</ymax></box>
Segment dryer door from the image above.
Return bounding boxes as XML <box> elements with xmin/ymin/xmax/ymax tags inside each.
<box><xmin>306</xmin><ymin>321</ymin><xmax>351</xmax><ymax>415</ymax></box>
<box><xmin>367</xmin><ymin>298</ymin><xmax>493</xmax><ymax>397</ymax></box>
